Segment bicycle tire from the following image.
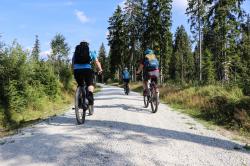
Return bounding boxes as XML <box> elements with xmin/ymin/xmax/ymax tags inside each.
<box><xmin>144</xmin><ymin>94</ymin><xmax>149</xmax><ymax>108</ymax></box>
<box><xmin>75</xmin><ymin>87</ymin><xmax>86</xmax><ymax>124</ymax></box>
<box><xmin>150</xmin><ymin>83</ymin><xmax>159</xmax><ymax>113</ymax></box>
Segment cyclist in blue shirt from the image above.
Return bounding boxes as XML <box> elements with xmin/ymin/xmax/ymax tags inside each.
<box><xmin>122</xmin><ymin>67</ymin><xmax>131</xmax><ymax>90</ymax></box>
<box><xmin>72</xmin><ymin>41</ymin><xmax>102</xmax><ymax>105</ymax></box>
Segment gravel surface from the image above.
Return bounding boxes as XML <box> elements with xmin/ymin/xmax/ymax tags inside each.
<box><xmin>0</xmin><ymin>84</ymin><xmax>249</xmax><ymax>166</ymax></box>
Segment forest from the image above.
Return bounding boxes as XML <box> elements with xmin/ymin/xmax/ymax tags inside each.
<box><xmin>105</xmin><ymin>0</ymin><xmax>250</xmax><ymax>132</ymax></box>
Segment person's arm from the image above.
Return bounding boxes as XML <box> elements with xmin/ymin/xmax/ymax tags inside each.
<box><xmin>94</xmin><ymin>59</ymin><xmax>103</xmax><ymax>74</ymax></box>
<box><xmin>91</xmin><ymin>50</ymin><xmax>102</xmax><ymax>74</ymax></box>
<box><xmin>71</xmin><ymin>55</ymin><xmax>75</xmax><ymax>70</ymax></box>
<box><xmin>136</xmin><ymin>64</ymin><xmax>144</xmax><ymax>74</ymax></box>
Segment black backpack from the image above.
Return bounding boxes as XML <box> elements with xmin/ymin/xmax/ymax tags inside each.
<box><xmin>73</xmin><ymin>42</ymin><xmax>91</xmax><ymax>64</ymax></box>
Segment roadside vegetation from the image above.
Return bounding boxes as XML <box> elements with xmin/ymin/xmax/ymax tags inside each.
<box><xmin>129</xmin><ymin>82</ymin><xmax>250</xmax><ymax>135</ymax></box>
<box><xmin>0</xmin><ymin>34</ymin><xmax>74</xmax><ymax>133</ymax></box>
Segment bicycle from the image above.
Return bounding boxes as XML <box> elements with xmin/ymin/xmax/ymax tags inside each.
<box><xmin>143</xmin><ymin>80</ymin><xmax>159</xmax><ymax>113</ymax></box>
<box><xmin>74</xmin><ymin>83</ymin><xmax>93</xmax><ymax>124</ymax></box>
<box><xmin>124</xmin><ymin>82</ymin><xmax>130</xmax><ymax>95</ymax></box>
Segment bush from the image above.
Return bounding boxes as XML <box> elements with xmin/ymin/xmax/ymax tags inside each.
<box><xmin>0</xmin><ymin>41</ymin><xmax>73</xmax><ymax>128</ymax></box>
<box><xmin>242</xmin><ymin>80</ymin><xmax>250</xmax><ymax>96</ymax></box>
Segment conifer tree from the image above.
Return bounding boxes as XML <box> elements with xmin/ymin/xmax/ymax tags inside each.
<box><xmin>31</xmin><ymin>35</ymin><xmax>40</xmax><ymax>61</ymax></box>
<box><xmin>170</xmin><ymin>26</ymin><xmax>193</xmax><ymax>83</ymax></box>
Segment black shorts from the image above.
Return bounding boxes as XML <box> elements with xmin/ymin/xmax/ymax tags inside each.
<box><xmin>74</xmin><ymin>69</ymin><xmax>94</xmax><ymax>87</ymax></box>
<box><xmin>123</xmin><ymin>79</ymin><xmax>130</xmax><ymax>83</ymax></box>
<box><xmin>143</xmin><ymin>70</ymin><xmax>159</xmax><ymax>84</ymax></box>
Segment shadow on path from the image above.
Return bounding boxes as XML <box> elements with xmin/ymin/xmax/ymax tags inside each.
<box><xmin>47</xmin><ymin>115</ymin><xmax>248</xmax><ymax>153</ymax></box>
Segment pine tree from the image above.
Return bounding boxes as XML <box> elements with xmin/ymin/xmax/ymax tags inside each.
<box><xmin>107</xmin><ymin>6</ymin><xmax>126</xmax><ymax>78</ymax></box>
<box><xmin>170</xmin><ymin>26</ymin><xmax>193</xmax><ymax>83</ymax></box>
<box><xmin>239</xmin><ymin>14</ymin><xmax>250</xmax><ymax>94</ymax></box>
<box><xmin>205</xmin><ymin>0</ymin><xmax>245</xmax><ymax>82</ymax></box>
<box><xmin>98</xmin><ymin>43</ymin><xmax>107</xmax><ymax>82</ymax></box>
<box><xmin>202</xmin><ymin>49</ymin><xmax>215</xmax><ymax>84</ymax></box>
<box><xmin>186</xmin><ymin>0</ymin><xmax>206</xmax><ymax>82</ymax></box>
<box><xmin>49</xmin><ymin>34</ymin><xmax>71</xmax><ymax>87</ymax></box>
<box><xmin>144</xmin><ymin>0</ymin><xmax>172</xmax><ymax>82</ymax></box>
<box><xmin>240</xmin><ymin>15</ymin><xmax>250</xmax><ymax>78</ymax></box>
<box><xmin>123</xmin><ymin>0</ymin><xmax>145</xmax><ymax>81</ymax></box>
<box><xmin>50</xmin><ymin>33</ymin><xmax>70</xmax><ymax>62</ymax></box>
<box><xmin>31</xmin><ymin>35</ymin><xmax>40</xmax><ymax>61</ymax></box>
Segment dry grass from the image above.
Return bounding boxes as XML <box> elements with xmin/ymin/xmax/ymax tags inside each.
<box><xmin>130</xmin><ymin>82</ymin><xmax>250</xmax><ymax>133</ymax></box>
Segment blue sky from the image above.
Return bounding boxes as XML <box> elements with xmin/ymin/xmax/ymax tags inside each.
<box><xmin>0</xmin><ymin>0</ymin><xmax>249</xmax><ymax>58</ymax></box>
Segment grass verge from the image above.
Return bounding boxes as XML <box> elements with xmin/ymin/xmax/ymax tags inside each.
<box><xmin>129</xmin><ymin>82</ymin><xmax>250</xmax><ymax>143</ymax></box>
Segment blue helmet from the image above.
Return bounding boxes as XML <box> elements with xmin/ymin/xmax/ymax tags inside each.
<box><xmin>144</xmin><ymin>48</ymin><xmax>154</xmax><ymax>55</ymax></box>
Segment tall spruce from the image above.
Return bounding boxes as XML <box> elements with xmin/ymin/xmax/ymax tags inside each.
<box><xmin>124</xmin><ymin>0</ymin><xmax>144</xmax><ymax>81</ymax></box>
<box><xmin>98</xmin><ymin>43</ymin><xmax>107</xmax><ymax>82</ymax></box>
<box><xmin>205</xmin><ymin>0</ymin><xmax>245</xmax><ymax>82</ymax></box>
<box><xmin>202</xmin><ymin>49</ymin><xmax>215</xmax><ymax>84</ymax></box>
<box><xmin>31</xmin><ymin>35</ymin><xmax>40</xmax><ymax>61</ymax></box>
<box><xmin>49</xmin><ymin>34</ymin><xmax>71</xmax><ymax>85</ymax></box>
<box><xmin>144</xmin><ymin>0</ymin><xmax>172</xmax><ymax>82</ymax></box>
<box><xmin>186</xmin><ymin>0</ymin><xmax>206</xmax><ymax>82</ymax></box>
<box><xmin>50</xmin><ymin>34</ymin><xmax>70</xmax><ymax>62</ymax></box>
<box><xmin>107</xmin><ymin>6</ymin><xmax>126</xmax><ymax>78</ymax></box>
<box><xmin>170</xmin><ymin>26</ymin><xmax>193</xmax><ymax>83</ymax></box>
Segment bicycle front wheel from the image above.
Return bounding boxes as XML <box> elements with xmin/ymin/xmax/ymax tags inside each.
<box><xmin>75</xmin><ymin>87</ymin><xmax>86</xmax><ymax>124</ymax></box>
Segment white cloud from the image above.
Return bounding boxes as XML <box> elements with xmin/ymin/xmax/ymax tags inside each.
<box><xmin>172</xmin><ymin>0</ymin><xmax>188</xmax><ymax>10</ymax></box>
<box><xmin>40</xmin><ymin>49</ymin><xmax>51</xmax><ymax>59</ymax></box>
<box><xmin>74</xmin><ymin>9</ymin><xmax>89</xmax><ymax>23</ymax></box>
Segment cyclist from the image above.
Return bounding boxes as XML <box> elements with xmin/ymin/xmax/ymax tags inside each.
<box><xmin>122</xmin><ymin>67</ymin><xmax>131</xmax><ymax>92</ymax></box>
<box><xmin>72</xmin><ymin>41</ymin><xmax>102</xmax><ymax>106</ymax></box>
<box><xmin>136</xmin><ymin>48</ymin><xmax>160</xmax><ymax>96</ymax></box>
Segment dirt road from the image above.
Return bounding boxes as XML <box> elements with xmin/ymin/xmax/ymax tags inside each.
<box><xmin>0</xmin><ymin>84</ymin><xmax>249</xmax><ymax>166</ymax></box>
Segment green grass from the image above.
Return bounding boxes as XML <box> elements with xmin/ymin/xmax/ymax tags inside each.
<box><xmin>129</xmin><ymin>82</ymin><xmax>250</xmax><ymax>137</ymax></box>
<box><xmin>0</xmin><ymin>87</ymin><xmax>74</xmax><ymax>137</ymax></box>
<box><xmin>0</xmin><ymin>83</ymin><xmax>103</xmax><ymax>137</ymax></box>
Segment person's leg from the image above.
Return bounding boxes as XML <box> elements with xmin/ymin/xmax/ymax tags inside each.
<box><xmin>74</xmin><ymin>69</ymin><xmax>84</xmax><ymax>87</ymax></box>
<box><xmin>85</xmin><ymin>69</ymin><xmax>95</xmax><ymax>105</ymax></box>
<box><xmin>123</xmin><ymin>79</ymin><xmax>126</xmax><ymax>89</ymax></box>
<box><xmin>143</xmin><ymin>72</ymin><xmax>149</xmax><ymax>95</ymax></box>
<box><xmin>152</xmin><ymin>77</ymin><xmax>159</xmax><ymax>93</ymax></box>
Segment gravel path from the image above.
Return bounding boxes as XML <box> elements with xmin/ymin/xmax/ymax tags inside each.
<box><xmin>0</xmin><ymin>84</ymin><xmax>249</xmax><ymax>166</ymax></box>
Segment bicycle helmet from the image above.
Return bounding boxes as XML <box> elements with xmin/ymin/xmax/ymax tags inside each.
<box><xmin>144</xmin><ymin>48</ymin><xmax>154</xmax><ymax>55</ymax></box>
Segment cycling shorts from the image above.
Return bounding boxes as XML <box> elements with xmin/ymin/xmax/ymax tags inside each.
<box><xmin>74</xmin><ymin>69</ymin><xmax>94</xmax><ymax>87</ymax></box>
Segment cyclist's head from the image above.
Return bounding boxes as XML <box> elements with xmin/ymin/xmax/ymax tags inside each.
<box><xmin>144</xmin><ymin>48</ymin><xmax>154</xmax><ymax>55</ymax></box>
<box><xmin>124</xmin><ymin>67</ymin><xmax>128</xmax><ymax>70</ymax></box>
<box><xmin>153</xmin><ymin>44</ymin><xmax>160</xmax><ymax>51</ymax></box>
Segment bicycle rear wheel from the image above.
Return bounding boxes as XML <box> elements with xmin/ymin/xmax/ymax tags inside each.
<box><xmin>144</xmin><ymin>94</ymin><xmax>149</xmax><ymax>108</ymax></box>
<box><xmin>150</xmin><ymin>89</ymin><xmax>159</xmax><ymax>113</ymax></box>
<box><xmin>75</xmin><ymin>87</ymin><xmax>86</xmax><ymax>124</ymax></box>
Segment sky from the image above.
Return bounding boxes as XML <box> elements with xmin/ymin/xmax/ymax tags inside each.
<box><xmin>0</xmin><ymin>0</ymin><xmax>249</xmax><ymax>59</ymax></box>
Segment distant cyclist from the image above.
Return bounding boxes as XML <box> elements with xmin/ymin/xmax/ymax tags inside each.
<box><xmin>136</xmin><ymin>48</ymin><xmax>160</xmax><ymax>96</ymax></box>
<box><xmin>72</xmin><ymin>41</ymin><xmax>102</xmax><ymax>106</ymax></box>
<box><xmin>122</xmin><ymin>67</ymin><xmax>131</xmax><ymax>92</ymax></box>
